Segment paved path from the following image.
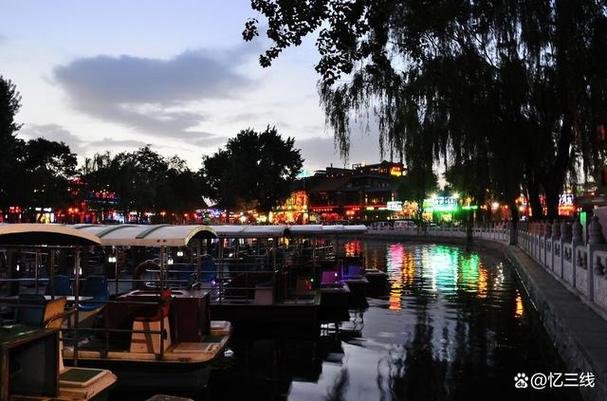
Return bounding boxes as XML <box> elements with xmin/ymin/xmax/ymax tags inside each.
<box><xmin>506</xmin><ymin>245</ymin><xmax>607</xmax><ymax>401</ymax></box>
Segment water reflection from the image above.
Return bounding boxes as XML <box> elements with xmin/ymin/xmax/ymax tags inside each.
<box><xmin>515</xmin><ymin>290</ymin><xmax>525</xmax><ymax>318</ymax></box>
<box><xmin>293</xmin><ymin>242</ymin><xmax>579</xmax><ymax>401</ymax></box>
<box><xmin>208</xmin><ymin>242</ymin><xmax>579</xmax><ymax>401</ymax></box>
<box><xmin>382</xmin><ymin>244</ymin><xmax>499</xmax><ymax>310</ymax></box>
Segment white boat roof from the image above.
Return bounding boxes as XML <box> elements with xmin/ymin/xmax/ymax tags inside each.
<box><xmin>70</xmin><ymin>224</ymin><xmax>216</xmax><ymax>247</ymax></box>
<box><xmin>209</xmin><ymin>225</ymin><xmax>288</xmax><ymax>238</ymax></box>
<box><xmin>287</xmin><ymin>224</ymin><xmax>367</xmax><ymax>236</ymax></box>
<box><xmin>0</xmin><ymin>224</ymin><xmax>101</xmax><ymax>246</ymax></box>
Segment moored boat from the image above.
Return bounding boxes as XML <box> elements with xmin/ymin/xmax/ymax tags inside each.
<box><xmin>58</xmin><ymin>224</ymin><xmax>232</xmax><ymax>395</ymax></box>
<box><xmin>0</xmin><ymin>224</ymin><xmax>117</xmax><ymax>401</ymax></box>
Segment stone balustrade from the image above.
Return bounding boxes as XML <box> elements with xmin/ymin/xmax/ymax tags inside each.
<box><xmin>518</xmin><ymin>216</ymin><xmax>607</xmax><ymax>311</ymax></box>
<box><xmin>367</xmin><ymin>221</ymin><xmax>511</xmax><ymax>243</ymax></box>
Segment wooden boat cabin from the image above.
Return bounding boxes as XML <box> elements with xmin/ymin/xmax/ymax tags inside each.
<box><xmin>57</xmin><ymin>224</ymin><xmax>231</xmax><ymax>395</ymax></box>
<box><xmin>287</xmin><ymin>225</ymin><xmax>371</xmax><ymax>310</ymax></box>
<box><xmin>0</xmin><ymin>224</ymin><xmax>116</xmax><ymax>401</ymax></box>
<box><xmin>204</xmin><ymin>225</ymin><xmax>321</xmax><ymax>337</ymax></box>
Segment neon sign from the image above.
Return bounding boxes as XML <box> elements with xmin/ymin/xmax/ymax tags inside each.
<box><xmin>387</xmin><ymin>201</ymin><xmax>403</xmax><ymax>211</ymax></box>
<box><xmin>426</xmin><ymin>196</ymin><xmax>458</xmax><ymax>212</ymax></box>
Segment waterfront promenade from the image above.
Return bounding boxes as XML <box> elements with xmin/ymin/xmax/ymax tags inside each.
<box><xmin>366</xmin><ymin>222</ymin><xmax>607</xmax><ymax>401</ymax></box>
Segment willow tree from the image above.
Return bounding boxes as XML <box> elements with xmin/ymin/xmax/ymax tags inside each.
<box><xmin>244</xmin><ymin>0</ymin><xmax>607</xmax><ymax>220</ymax></box>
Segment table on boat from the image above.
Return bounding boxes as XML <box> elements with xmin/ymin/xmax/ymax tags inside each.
<box><xmin>0</xmin><ymin>325</ymin><xmax>59</xmax><ymax>400</ymax></box>
<box><xmin>104</xmin><ymin>289</ymin><xmax>212</xmax><ymax>348</ymax></box>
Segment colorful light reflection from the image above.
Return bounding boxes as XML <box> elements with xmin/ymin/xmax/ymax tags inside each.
<box><xmin>384</xmin><ymin>243</ymin><xmax>497</xmax><ymax>310</ymax></box>
<box><xmin>515</xmin><ymin>291</ymin><xmax>524</xmax><ymax>318</ymax></box>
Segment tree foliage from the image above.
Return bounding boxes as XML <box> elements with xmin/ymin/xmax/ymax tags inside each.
<box><xmin>0</xmin><ymin>76</ymin><xmax>22</xmax><ymax>208</ymax></box>
<box><xmin>82</xmin><ymin>146</ymin><xmax>203</xmax><ymax>215</ymax></box>
<box><xmin>16</xmin><ymin>138</ymin><xmax>77</xmax><ymax>209</ymax></box>
<box><xmin>200</xmin><ymin>126</ymin><xmax>303</xmax><ymax>212</ymax></box>
<box><xmin>245</xmin><ymin>0</ymin><xmax>607</xmax><ymax>219</ymax></box>
<box><xmin>398</xmin><ymin>166</ymin><xmax>437</xmax><ymax>203</ymax></box>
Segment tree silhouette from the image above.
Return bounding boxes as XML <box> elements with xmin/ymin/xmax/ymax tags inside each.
<box><xmin>244</xmin><ymin>0</ymin><xmax>607</xmax><ymax>220</ymax></box>
<box><xmin>0</xmin><ymin>76</ymin><xmax>22</xmax><ymax>209</ymax></box>
<box><xmin>81</xmin><ymin>146</ymin><xmax>203</xmax><ymax>218</ymax></box>
<box><xmin>200</xmin><ymin>126</ymin><xmax>303</xmax><ymax>213</ymax></box>
<box><xmin>18</xmin><ymin>138</ymin><xmax>77</xmax><ymax>211</ymax></box>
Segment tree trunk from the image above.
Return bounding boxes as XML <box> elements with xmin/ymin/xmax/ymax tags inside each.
<box><xmin>544</xmin><ymin>110</ymin><xmax>574</xmax><ymax>220</ymax></box>
<box><xmin>509</xmin><ymin>198</ymin><xmax>519</xmax><ymax>245</ymax></box>
<box><xmin>544</xmin><ymin>182</ymin><xmax>560</xmax><ymax>221</ymax></box>
<box><xmin>526</xmin><ymin>169</ymin><xmax>543</xmax><ymax>220</ymax></box>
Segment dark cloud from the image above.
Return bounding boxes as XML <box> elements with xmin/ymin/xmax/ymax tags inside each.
<box><xmin>296</xmin><ymin>132</ymin><xmax>384</xmax><ymax>171</ymax></box>
<box><xmin>53</xmin><ymin>45</ymin><xmax>257</xmax><ymax>140</ymax></box>
<box><xmin>20</xmin><ymin>124</ymin><xmax>149</xmax><ymax>155</ymax></box>
<box><xmin>190</xmin><ymin>134</ymin><xmax>227</xmax><ymax>148</ymax></box>
<box><xmin>20</xmin><ymin>124</ymin><xmax>86</xmax><ymax>153</ymax></box>
<box><xmin>88</xmin><ymin>137</ymin><xmax>148</xmax><ymax>149</ymax></box>
<box><xmin>19</xmin><ymin>124</ymin><xmax>224</xmax><ymax>159</ymax></box>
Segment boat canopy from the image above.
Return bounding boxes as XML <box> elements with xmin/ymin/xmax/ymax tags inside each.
<box><xmin>0</xmin><ymin>223</ymin><xmax>101</xmax><ymax>246</ymax></box>
<box><xmin>70</xmin><ymin>224</ymin><xmax>216</xmax><ymax>247</ymax></box>
<box><xmin>209</xmin><ymin>225</ymin><xmax>288</xmax><ymax>238</ymax></box>
<box><xmin>287</xmin><ymin>224</ymin><xmax>367</xmax><ymax>236</ymax></box>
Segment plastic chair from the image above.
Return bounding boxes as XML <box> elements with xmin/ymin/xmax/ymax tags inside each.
<box><xmin>343</xmin><ymin>264</ymin><xmax>362</xmax><ymax>279</ymax></box>
<box><xmin>80</xmin><ymin>275</ymin><xmax>109</xmax><ymax>311</ymax></box>
<box><xmin>130</xmin><ymin>288</ymin><xmax>172</xmax><ymax>353</ymax></box>
<box><xmin>200</xmin><ymin>257</ymin><xmax>217</xmax><ymax>283</ymax></box>
<box><xmin>175</xmin><ymin>264</ymin><xmax>196</xmax><ymax>286</ymax></box>
<box><xmin>45</xmin><ymin>274</ymin><xmax>72</xmax><ymax>296</ymax></box>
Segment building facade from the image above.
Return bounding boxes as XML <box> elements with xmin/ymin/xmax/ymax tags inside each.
<box><xmin>274</xmin><ymin>161</ymin><xmax>405</xmax><ymax>223</ymax></box>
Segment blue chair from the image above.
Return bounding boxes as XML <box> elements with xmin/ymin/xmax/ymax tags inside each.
<box><xmin>174</xmin><ymin>264</ymin><xmax>196</xmax><ymax>286</ymax></box>
<box><xmin>80</xmin><ymin>275</ymin><xmax>109</xmax><ymax>311</ymax></box>
<box><xmin>16</xmin><ymin>294</ymin><xmax>46</xmax><ymax>326</ymax></box>
<box><xmin>200</xmin><ymin>258</ymin><xmax>218</xmax><ymax>283</ymax></box>
<box><xmin>45</xmin><ymin>275</ymin><xmax>72</xmax><ymax>296</ymax></box>
<box><xmin>343</xmin><ymin>264</ymin><xmax>362</xmax><ymax>279</ymax></box>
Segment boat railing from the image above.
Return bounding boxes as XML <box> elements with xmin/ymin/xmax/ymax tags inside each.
<box><xmin>0</xmin><ymin>296</ymin><xmax>169</xmax><ymax>362</ymax></box>
<box><xmin>202</xmin><ymin>268</ymin><xmax>281</xmax><ymax>304</ymax></box>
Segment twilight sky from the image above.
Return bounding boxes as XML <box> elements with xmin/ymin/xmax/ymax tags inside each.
<box><xmin>0</xmin><ymin>1</ymin><xmax>384</xmax><ymax>173</ymax></box>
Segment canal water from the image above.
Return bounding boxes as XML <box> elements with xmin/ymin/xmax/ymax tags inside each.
<box><xmin>129</xmin><ymin>241</ymin><xmax>583</xmax><ymax>401</ymax></box>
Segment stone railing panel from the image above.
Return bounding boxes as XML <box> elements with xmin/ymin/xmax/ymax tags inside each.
<box><xmin>594</xmin><ymin>250</ymin><xmax>607</xmax><ymax>310</ymax></box>
<box><xmin>562</xmin><ymin>243</ymin><xmax>574</xmax><ymax>286</ymax></box>
<box><xmin>575</xmin><ymin>245</ymin><xmax>589</xmax><ymax>296</ymax></box>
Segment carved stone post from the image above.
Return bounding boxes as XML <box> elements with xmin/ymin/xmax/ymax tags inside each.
<box><xmin>551</xmin><ymin>220</ymin><xmax>559</xmax><ymax>274</ymax></box>
<box><xmin>506</xmin><ymin>221</ymin><xmax>513</xmax><ymax>245</ymax></box>
<box><xmin>559</xmin><ymin>222</ymin><xmax>570</xmax><ymax>278</ymax></box>
<box><xmin>572</xmin><ymin>219</ymin><xmax>583</xmax><ymax>289</ymax></box>
<box><xmin>587</xmin><ymin>215</ymin><xmax>605</xmax><ymax>302</ymax></box>
<box><xmin>544</xmin><ymin>221</ymin><xmax>552</xmax><ymax>269</ymax></box>
<box><xmin>561</xmin><ymin>222</ymin><xmax>572</xmax><ymax>242</ymax></box>
<box><xmin>535</xmin><ymin>222</ymin><xmax>543</xmax><ymax>260</ymax></box>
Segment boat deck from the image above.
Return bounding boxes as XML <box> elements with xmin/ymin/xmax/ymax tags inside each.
<box><xmin>63</xmin><ymin>321</ymin><xmax>231</xmax><ymax>364</ymax></box>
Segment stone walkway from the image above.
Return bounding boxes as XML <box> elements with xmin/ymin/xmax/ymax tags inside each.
<box><xmin>506</xmin><ymin>245</ymin><xmax>607</xmax><ymax>401</ymax></box>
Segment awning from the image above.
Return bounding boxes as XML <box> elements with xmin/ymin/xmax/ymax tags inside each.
<box><xmin>0</xmin><ymin>224</ymin><xmax>101</xmax><ymax>246</ymax></box>
<box><xmin>70</xmin><ymin>224</ymin><xmax>216</xmax><ymax>247</ymax></box>
<box><xmin>209</xmin><ymin>225</ymin><xmax>288</xmax><ymax>238</ymax></box>
<box><xmin>287</xmin><ymin>224</ymin><xmax>367</xmax><ymax>236</ymax></box>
